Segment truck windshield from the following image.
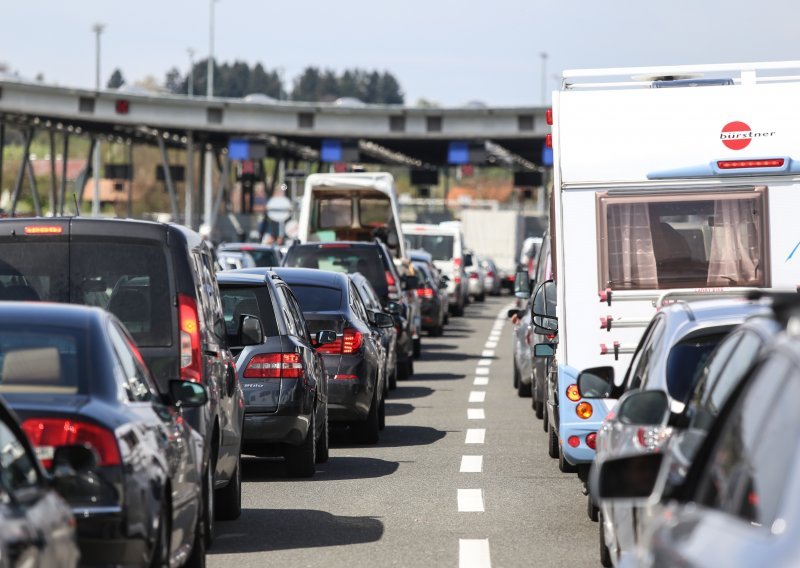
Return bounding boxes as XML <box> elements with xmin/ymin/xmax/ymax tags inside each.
<box><xmin>599</xmin><ymin>189</ymin><xmax>767</xmax><ymax>290</ymax></box>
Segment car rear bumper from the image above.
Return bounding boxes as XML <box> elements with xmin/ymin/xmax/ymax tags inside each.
<box><xmin>75</xmin><ymin>506</ymin><xmax>149</xmax><ymax>566</ymax></box>
<box><xmin>243</xmin><ymin>411</ymin><xmax>309</xmax><ymax>446</ymax></box>
<box><xmin>326</xmin><ymin>356</ymin><xmax>372</xmax><ymax>421</ymax></box>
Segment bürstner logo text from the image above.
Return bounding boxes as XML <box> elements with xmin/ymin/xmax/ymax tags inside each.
<box><xmin>720</xmin><ymin>121</ymin><xmax>775</xmax><ymax>150</ymax></box>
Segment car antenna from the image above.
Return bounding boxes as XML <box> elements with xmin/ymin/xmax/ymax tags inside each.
<box><xmin>72</xmin><ymin>193</ymin><xmax>80</xmax><ymax>216</ymax></box>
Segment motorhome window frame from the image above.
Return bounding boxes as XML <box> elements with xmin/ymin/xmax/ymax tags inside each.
<box><xmin>595</xmin><ymin>186</ymin><xmax>770</xmax><ymax>291</ymax></box>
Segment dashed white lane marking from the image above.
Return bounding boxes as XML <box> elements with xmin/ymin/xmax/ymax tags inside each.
<box><xmin>485</xmin><ymin>341</ymin><xmax>498</xmax><ymax>349</ymax></box>
<box><xmin>477</xmin><ymin>358</ymin><xmax>492</xmax><ymax>366</ymax></box>
<box><xmin>465</xmin><ymin>429</ymin><xmax>485</xmax><ymax>444</ymax></box>
<box><xmin>459</xmin><ymin>539</ymin><xmax>491</xmax><ymax>568</ymax></box>
<box><xmin>473</xmin><ymin>377</ymin><xmax>489</xmax><ymax>386</ymax></box>
<box><xmin>460</xmin><ymin>455</ymin><xmax>483</xmax><ymax>473</ymax></box>
<box><xmin>475</xmin><ymin>367</ymin><xmax>490</xmax><ymax>376</ymax></box>
<box><xmin>469</xmin><ymin>391</ymin><xmax>486</xmax><ymax>403</ymax></box>
<box><xmin>467</xmin><ymin>408</ymin><xmax>485</xmax><ymax>420</ymax></box>
<box><xmin>457</xmin><ymin>489</ymin><xmax>485</xmax><ymax>512</ymax></box>
<box><xmin>489</xmin><ymin>333</ymin><xmax>501</xmax><ymax>340</ymax></box>
<box><xmin>481</xmin><ymin>350</ymin><xmax>495</xmax><ymax>358</ymax></box>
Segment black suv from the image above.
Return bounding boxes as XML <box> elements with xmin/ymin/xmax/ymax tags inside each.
<box><xmin>283</xmin><ymin>241</ymin><xmax>417</xmax><ymax>380</ymax></box>
<box><xmin>0</xmin><ymin>217</ymin><xmax>244</xmax><ymax>546</ymax></box>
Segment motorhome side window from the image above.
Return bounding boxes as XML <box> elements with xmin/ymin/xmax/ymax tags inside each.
<box><xmin>598</xmin><ymin>188</ymin><xmax>768</xmax><ymax>290</ymax></box>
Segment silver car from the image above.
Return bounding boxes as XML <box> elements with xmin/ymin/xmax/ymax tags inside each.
<box><xmin>578</xmin><ymin>299</ymin><xmax>767</xmax><ymax>566</ymax></box>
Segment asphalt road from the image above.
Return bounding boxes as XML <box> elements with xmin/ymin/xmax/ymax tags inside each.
<box><xmin>208</xmin><ymin>295</ymin><xmax>598</xmax><ymax>567</ymax></box>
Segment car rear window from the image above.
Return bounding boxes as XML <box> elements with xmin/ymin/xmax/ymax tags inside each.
<box><xmin>219</xmin><ymin>286</ymin><xmax>280</xmax><ymax>338</ymax></box>
<box><xmin>406</xmin><ymin>234</ymin><xmax>454</xmax><ymax>261</ymax></box>
<box><xmin>284</xmin><ymin>246</ymin><xmax>389</xmax><ymax>297</ymax></box>
<box><xmin>0</xmin><ymin>326</ymin><xmax>88</xmax><ymax>395</ymax></box>
<box><xmin>224</xmin><ymin>247</ymin><xmax>280</xmax><ymax>267</ymax></box>
<box><xmin>0</xmin><ymin>241</ymin><xmax>172</xmax><ymax>348</ymax></box>
<box><xmin>287</xmin><ymin>284</ymin><xmax>342</xmax><ymax>312</ymax></box>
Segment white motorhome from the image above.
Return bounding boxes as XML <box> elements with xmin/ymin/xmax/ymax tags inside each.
<box><xmin>297</xmin><ymin>172</ymin><xmax>407</xmax><ymax>263</ymax></box>
<box><xmin>548</xmin><ymin>61</ymin><xmax>800</xmax><ymax>469</ymax></box>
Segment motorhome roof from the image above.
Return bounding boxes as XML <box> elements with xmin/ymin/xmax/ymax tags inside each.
<box><xmin>304</xmin><ymin>172</ymin><xmax>396</xmax><ymax>196</ymax></box>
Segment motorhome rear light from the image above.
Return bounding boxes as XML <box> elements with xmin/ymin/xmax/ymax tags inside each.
<box><xmin>22</xmin><ymin>418</ymin><xmax>121</xmax><ymax>469</ymax></box>
<box><xmin>567</xmin><ymin>436</ymin><xmax>580</xmax><ymax>448</ymax></box>
<box><xmin>576</xmin><ymin>402</ymin><xmax>593</xmax><ymax>419</ymax></box>
<box><xmin>24</xmin><ymin>225</ymin><xmax>63</xmax><ymax>235</ymax></box>
<box><xmin>178</xmin><ymin>294</ymin><xmax>201</xmax><ymax>382</ymax></box>
<box><xmin>716</xmin><ymin>159</ymin><xmax>785</xmax><ymax>169</ymax></box>
<box><xmin>566</xmin><ymin>384</ymin><xmax>580</xmax><ymax>402</ymax></box>
<box><xmin>545</xmin><ymin>108</ymin><xmax>553</xmax><ymax>126</ymax></box>
<box><xmin>545</xmin><ymin>134</ymin><xmax>553</xmax><ymax>148</ymax></box>
<box><xmin>244</xmin><ymin>353</ymin><xmax>304</xmax><ymax>379</ymax></box>
<box><xmin>416</xmin><ymin>287</ymin><xmax>434</xmax><ymax>299</ymax></box>
<box><xmin>586</xmin><ymin>432</ymin><xmax>597</xmax><ymax>450</ymax></box>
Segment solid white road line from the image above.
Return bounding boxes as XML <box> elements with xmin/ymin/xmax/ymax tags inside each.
<box><xmin>459</xmin><ymin>539</ymin><xmax>491</xmax><ymax>568</ymax></box>
<box><xmin>477</xmin><ymin>358</ymin><xmax>492</xmax><ymax>366</ymax></box>
<box><xmin>460</xmin><ymin>455</ymin><xmax>483</xmax><ymax>473</ymax></box>
<box><xmin>475</xmin><ymin>367</ymin><xmax>490</xmax><ymax>376</ymax></box>
<box><xmin>467</xmin><ymin>408</ymin><xmax>485</xmax><ymax>420</ymax></box>
<box><xmin>485</xmin><ymin>341</ymin><xmax>498</xmax><ymax>349</ymax></box>
<box><xmin>458</xmin><ymin>489</ymin><xmax>485</xmax><ymax>512</ymax></box>
<box><xmin>481</xmin><ymin>350</ymin><xmax>495</xmax><ymax>358</ymax></box>
<box><xmin>465</xmin><ymin>428</ymin><xmax>485</xmax><ymax>444</ymax></box>
<box><xmin>469</xmin><ymin>391</ymin><xmax>486</xmax><ymax>403</ymax></box>
<box><xmin>473</xmin><ymin>377</ymin><xmax>489</xmax><ymax>386</ymax></box>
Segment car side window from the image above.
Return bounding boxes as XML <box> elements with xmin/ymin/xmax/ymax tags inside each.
<box><xmin>350</xmin><ymin>284</ymin><xmax>369</xmax><ymax>323</ymax></box>
<box><xmin>108</xmin><ymin>323</ymin><xmax>153</xmax><ymax>402</ymax></box>
<box><xmin>688</xmin><ymin>331</ymin><xmax>742</xmax><ymax>430</ymax></box>
<box><xmin>702</xmin><ymin>331</ymin><xmax>764</xmax><ymax>426</ymax></box>
<box><xmin>282</xmin><ymin>287</ymin><xmax>311</xmax><ymax>342</ymax></box>
<box><xmin>625</xmin><ymin>317</ymin><xmax>664</xmax><ymax>390</ymax></box>
<box><xmin>276</xmin><ymin>287</ymin><xmax>299</xmax><ymax>336</ymax></box>
<box><xmin>0</xmin><ymin>416</ymin><xmax>40</xmax><ymax>494</ymax></box>
<box><xmin>695</xmin><ymin>355</ymin><xmax>794</xmax><ymax>527</ymax></box>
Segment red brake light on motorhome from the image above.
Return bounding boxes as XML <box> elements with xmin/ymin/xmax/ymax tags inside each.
<box><xmin>178</xmin><ymin>294</ymin><xmax>201</xmax><ymax>382</ymax></box>
<box><xmin>545</xmin><ymin>134</ymin><xmax>553</xmax><ymax>148</ymax></box>
<box><xmin>566</xmin><ymin>384</ymin><xmax>580</xmax><ymax>402</ymax></box>
<box><xmin>717</xmin><ymin>159</ymin><xmax>785</xmax><ymax>169</ymax></box>
<box><xmin>586</xmin><ymin>432</ymin><xmax>597</xmax><ymax>450</ymax></box>
<box><xmin>22</xmin><ymin>418</ymin><xmax>121</xmax><ymax>469</ymax></box>
<box><xmin>24</xmin><ymin>225</ymin><xmax>63</xmax><ymax>235</ymax></box>
<box><xmin>244</xmin><ymin>353</ymin><xmax>304</xmax><ymax>379</ymax></box>
<box><xmin>545</xmin><ymin>108</ymin><xmax>553</xmax><ymax>126</ymax></box>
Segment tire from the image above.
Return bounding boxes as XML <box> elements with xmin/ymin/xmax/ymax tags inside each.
<box><xmin>389</xmin><ymin>364</ymin><xmax>398</xmax><ymax>389</ymax></box>
<box><xmin>184</xmin><ymin>511</ymin><xmax>206</xmax><ymax>568</ymax></box>
<box><xmin>599</xmin><ymin>510</ymin><xmax>613</xmax><ymax>568</ymax></box>
<box><xmin>543</xmin><ymin>406</ymin><xmax>549</xmax><ymax>433</ymax></box>
<box><xmin>444</xmin><ymin>312</ymin><xmax>449</xmax><ymax>325</ymax></box>
<box><xmin>407</xmin><ymin>359</ymin><xmax>414</xmax><ymax>377</ymax></box>
<box><xmin>548</xmin><ymin>423</ymin><xmax>559</xmax><ymax>459</ymax></box>
<box><xmin>149</xmin><ymin>499</ymin><xmax>170</xmax><ymax>568</ymax></box>
<box><xmin>396</xmin><ymin>361</ymin><xmax>409</xmax><ymax>381</ymax></box>
<box><xmin>316</xmin><ymin>404</ymin><xmax>330</xmax><ymax>464</ymax></box>
<box><xmin>476</xmin><ymin>292</ymin><xmax>485</xmax><ymax>302</ymax></box>
<box><xmin>355</xmin><ymin>387</ymin><xmax>380</xmax><ymax>444</ymax></box>
<box><xmin>513</xmin><ymin>361</ymin><xmax>520</xmax><ymax>389</ymax></box>
<box><xmin>286</xmin><ymin>411</ymin><xmax>316</xmax><ymax>478</ymax></box>
<box><xmin>378</xmin><ymin>396</ymin><xmax>386</xmax><ymax>430</ymax></box>
<box><xmin>588</xmin><ymin>495</ymin><xmax>599</xmax><ymax>522</ymax></box>
<box><xmin>202</xmin><ymin>463</ymin><xmax>215</xmax><ymax>549</ymax></box>
<box><xmin>214</xmin><ymin>453</ymin><xmax>242</xmax><ymax>521</ymax></box>
<box><xmin>517</xmin><ymin>377</ymin><xmax>532</xmax><ymax>398</ymax></box>
<box><xmin>413</xmin><ymin>337</ymin><xmax>421</xmax><ymax>359</ymax></box>
<box><xmin>452</xmin><ymin>300</ymin><xmax>464</xmax><ymax>317</ymax></box>
<box><xmin>559</xmin><ymin>447</ymin><xmax>577</xmax><ymax>473</ymax></box>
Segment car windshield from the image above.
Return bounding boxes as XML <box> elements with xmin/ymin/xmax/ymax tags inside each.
<box><xmin>284</xmin><ymin>247</ymin><xmax>388</xmax><ymax>297</ymax></box>
<box><xmin>0</xmin><ymin>325</ymin><xmax>89</xmax><ymax>396</ymax></box>
<box><xmin>288</xmin><ymin>284</ymin><xmax>343</xmax><ymax>312</ymax></box>
<box><xmin>406</xmin><ymin>235</ymin><xmax>454</xmax><ymax>261</ymax></box>
<box><xmin>666</xmin><ymin>332</ymin><xmax>728</xmax><ymax>403</ymax></box>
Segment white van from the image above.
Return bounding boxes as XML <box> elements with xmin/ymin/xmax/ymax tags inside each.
<box><xmin>402</xmin><ymin>222</ymin><xmax>468</xmax><ymax>316</ymax></box>
<box><xmin>298</xmin><ymin>172</ymin><xmax>406</xmax><ymax>264</ymax></box>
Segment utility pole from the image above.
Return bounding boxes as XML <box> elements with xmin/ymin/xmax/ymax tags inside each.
<box><xmin>92</xmin><ymin>23</ymin><xmax>105</xmax><ymax>217</ymax></box>
<box><xmin>203</xmin><ymin>0</ymin><xmax>218</xmax><ymax>230</ymax></box>
<box><xmin>187</xmin><ymin>48</ymin><xmax>196</xmax><ymax>97</ymax></box>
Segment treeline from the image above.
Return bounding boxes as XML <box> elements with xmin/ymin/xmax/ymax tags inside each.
<box><xmin>107</xmin><ymin>59</ymin><xmax>404</xmax><ymax>104</ymax></box>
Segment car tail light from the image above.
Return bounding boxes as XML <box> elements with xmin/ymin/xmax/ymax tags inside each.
<box><xmin>22</xmin><ymin>418</ymin><xmax>121</xmax><ymax>469</ymax></box>
<box><xmin>576</xmin><ymin>402</ymin><xmax>593</xmax><ymax>419</ymax></box>
<box><xmin>178</xmin><ymin>294</ymin><xmax>201</xmax><ymax>382</ymax></box>
<box><xmin>334</xmin><ymin>374</ymin><xmax>358</xmax><ymax>380</ymax></box>
<box><xmin>244</xmin><ymin>352</ymin><xmax>304</xmax><ymax>379</ymax></box>
<box><xmin>486</xmin><ymin>271</ymin><xmax>495</xmax><ymax>277</ymax></box>
<box><xmin>454</xmin><ymin>258</ymin><xmax>462</xmax><ymax>284</ymax></box>
<box><xmin>316</xmin><ymin>328</ymin><xmax>363</xmax><ymax>355</ymax></box>
<box><xmin>567</xmin><ymin>436</ymin><xmax>580</xmax><ymax>448</ymax></box>
<box><xmin>586</xmin><ymin>432</ymin><xmax>597</xmax><ymax>450</ymax></box>
<box><xmin>416</xmin><ymin>287</ymin><xmax>434</xmax><ymax>298</ymax></box>
<box><xmin>469</xmin><ymin>272</ymin><xmax>479</xmax><ymax>280</ymax></box>
<box><xmin>386</xmin><ymin>271</ymin><xmax>399</xmax><ymax>299</ymax></box>
<box><xmin>635</xmin><ymin>426</ymin><xmax>673</xmax><ymax>452</ymax></box>
<box><xmin>566</xmin><ymin>384</ymin><xmax>580</xmax><ymax>402</ymax></box>
<box><xmin>24</xmin><ymin>225</ymin><xmax>63</xmax><ymax>235</ymax></box>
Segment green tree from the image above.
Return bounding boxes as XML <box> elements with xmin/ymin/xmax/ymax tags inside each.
<box><xmin>164</xmin><ymin>67</ymin><xmax>183</xmax><ymax>94</ymax></box>
<box><xmin>107</xmin><ymin>68</ymin><xmax>125</xmax><ymax>89</ymax></box>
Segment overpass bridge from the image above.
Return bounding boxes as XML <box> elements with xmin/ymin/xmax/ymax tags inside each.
<box><xmin>0</xmin><ymin>78</ymin><xmax>548</xmax><ymax>232</ymax></box>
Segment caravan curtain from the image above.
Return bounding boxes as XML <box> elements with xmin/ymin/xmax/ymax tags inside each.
<box><xmin>707</xmin><ymin>199</ymin><xmax>760</xmax><ymax>286</ymax></box>
<box><xmin>607</xmin><ymin>203</ymin><xmax>658</xmax><ymax>288</ymax></box>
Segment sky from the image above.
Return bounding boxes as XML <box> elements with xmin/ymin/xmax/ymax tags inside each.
<box><xmin>1</xmin><ymin>0</ymin><xmax>798</xmax><ymax>106</ymax></box>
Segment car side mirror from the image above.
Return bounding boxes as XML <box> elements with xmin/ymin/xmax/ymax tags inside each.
<box><xmin>240</xmin><ymin>315</ymin><xmax>264</xmax><ymax>346</ymax></box>
<box><xmin>316</xmin><ymin>330</ymin><xmax>337</xmax><ymax>346</ymax></box>
<box><xmin>507</xmin><ymin>308</ymin><xmax>521</xmax><ymax>319</ymax></box>
<box><xmin>617</xmin><ymin>389</ymin><xmax>669</xmax><ymax>426</ymax></box>
<box><xmin>534</xmin><ymin>343</ymin><xmax>555</xmax><ymax>358</ymax></box>
<box><xmin>577</xmin><ymin>366</ymin><xmax>615</xmax><ymax>399</ymax></box>
<box><xmin>531</xmin><ymin>279</ymin><xmax>557</xmax><ymax>333</ymax></box>
<box><xmin>169</xmin><ymin>380</ymin><xmax>209</xmax><ymax>409</ymax></box>
<box><xmin>514</xmin><ymin>270</ymin><xmax>531</xmax><ymax>299</ymax></box>
<box><xmin>386</xmin><ymin>301</ymin><xmax>402</xmax><ymax>316</ymax></box>
<box><xmin>372</xmin><ymin>312</ymin><xmax>394</xmax><ymax>328</ymax></box>
<box><xmin>53</xmin><ymin>444</ymin><xmax>98</xmax><ymax>474</ymax></box>
<box><xmin>591</xmin><ymin>452</ymin><xmax>664</xmax><ymax>501</ymax></box>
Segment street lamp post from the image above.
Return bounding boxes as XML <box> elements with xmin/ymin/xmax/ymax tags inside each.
<box><xmin>540</xmin><ymin>52</ymin><xmax>548</xmax><ymax>106</ymax></box>
<box><xmin>203</xmin><ymin>0</ymin><xmax>218</xmax><ymax>230</ymax></box>
<box><xmin>187</xmin><ymin>48</ymin><xmax>195</xmax><ymax>97</ymax></box>
<box><xmin>91</xmin><ymin>23</ymin><xmax>105</xmax><ymax>217</ymax></box>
